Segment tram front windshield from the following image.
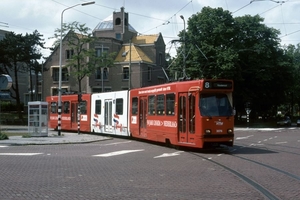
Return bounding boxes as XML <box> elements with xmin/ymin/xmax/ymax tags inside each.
<box><xmin>200</xmin><ymin>93</ymin><xmax>232</xmax><ymax>117</ymax></box>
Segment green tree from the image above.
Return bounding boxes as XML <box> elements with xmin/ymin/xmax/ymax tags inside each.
<box><xmin>233</xmin><ymin>15</ymin><xmax>294</xmax><ymax>114</ymax></box>
<box><xmin>172</xmin><ymin>6</ymin><xmax>295</xmax><ymax>116</ymax></box>
<box><xmin>183</xmin><ymin>7</ymin><xmax>238</xmax><ymax>79</ymax></box>
<box><xmin>0</xmin><ymin>31</ymin><xmax>44</xmax><ymax>119</ymax></box>
<box><xmin>24</xmin><ymin>30</ymin><xmax>45</xmax><ymax>101</ymax></box>
<box><xmin>281</xmin><ymin>44</ymin><xmax>300</xmax><ymax>115</ymax></box>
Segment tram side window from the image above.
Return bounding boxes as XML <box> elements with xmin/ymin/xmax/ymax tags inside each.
<box><xmin>148</xmin><ymin>95</ymin><xmax>155</xmax><ymax>115</ymax></box>
<box><xmin>166</xmin><ymin>93</ymin><xmax>175</xmax><ymax>115</ymax></box>
<box><xmin>80</xmin><ymin>101</ymin><xmax>87</xmax><ymax>114</ymax></box>
<box><xmin>156</xmin><ymin>94</ymin><xmax>165</xmax><ymax>115</ymax></box>
<box><xmin>115</xmin><ymin>98</ymin><xmax>123</xmax><ymax>115</ymax></box>
<box><xmin>51</xmin><ymin>102</ymin><xmax>57</xmax><ymax>114</ymax></box>
<box><xmin>63</xmin><ymin>101</ymin><xmax>70</xmax><ymax>114</ymax></box>
<box><xmin>131</xmin><ymin>97</ymin><xmax>138</xmax><ymax>115</ymax></box>
<box><xmin>95</xmin><ymin>100</ymin><xmax>101</xmax><ymax>114</ymax></box>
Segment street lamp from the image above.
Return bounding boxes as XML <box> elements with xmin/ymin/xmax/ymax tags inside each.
<box><xmin>129</xmin><ymin>40</ymin><xmax>132</xmax><ymax>90</ymax></box>
<box><xmin>58</xmin><ymin>1</ymin><xmax>95</xmax><ymax>136</ymax></box>
<box><xmin>122</xmin><ymin>41</ymin><xmax>132</xmax><ymax>90</ymax></box>
<box><xmin>180</xmin><ymin>15</ymin><xmax>186</xmax><ymax>78</ymax></box>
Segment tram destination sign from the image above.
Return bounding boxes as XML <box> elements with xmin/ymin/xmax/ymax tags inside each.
<box><xmin>204</xmin><ymin>81</ymin><xmax>233</xmax><ymax>89</ymax></box>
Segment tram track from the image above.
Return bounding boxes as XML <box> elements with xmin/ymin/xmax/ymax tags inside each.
<box><xmin>231</xmin><ymin>153</ymin><xmax>300</xmax><ymax>181</ymax></box>
<box><xmin>189</xmin><ymin>151</ymin><xmax>281</xmax><ymax>200</ymax></box>
<box><xmin>187</xmin><ymin>141</ymin><xmax>300</xmax><ymax>200</ymax></box>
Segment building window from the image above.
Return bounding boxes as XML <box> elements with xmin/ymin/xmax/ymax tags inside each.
<box><xmin>95</xmin><ymin>67</ymin><xmax>101</xmax><ymax>79</ymax></box>
<box><xmin>95</xmin><ymin>47</ymin><xmax>108</xmax><ymax>57</ymax></box>
<box><xmin>95</xmin><ymin>67</ymin><xmax>108</xmax><ymax>80</ymax></box>
<box><xmin>123</xmin><ymin>66</ymin><xmax>129</xmax><ymax>80</ymax></box>
<box><xmin>52</xmin><ymin>67</ymin><xmax>69</xmax><ymax>82</ymax></box>
<box><xmin>66</xmin><ymin>49</ymin><xmax>74</xmax><ymax>59</ymax></box>
<box><xmin>51</xmin><ymin>87</ymin><xmax>68</xmax><ymax>96</ymax></box>
<box><xmin>103</xmin><ymin>67</ymin><xmax>108</xmax><ymax>79</ymax></box>
<box><xmin>115</xmin><ymin>18</ymin><xmax>121</xmax><ymax>25</ymax></box>
<box><xmin>104</xmin><ymin>88</ymin><xmax>111</xmax><ymax>92</ymax></box>
<box><xmin>116</xmin><ymin>33</ymin><xmax>121</xmax><ymax>40</ymax></box>
<box><xmin>148</xmin><ymin>67</ymin><xmax>152</xmax><ymax>81</ymax></box>
<box><xmin>92</xmin><ymin>88</ymin><xmax>102</xmax><ymax>93</ymax></box>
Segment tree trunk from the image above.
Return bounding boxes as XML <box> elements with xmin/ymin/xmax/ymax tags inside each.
<box><xmin>13</xmin><ymin>61</ymin><xmax>23</xmax><ymax>120</ymax></box>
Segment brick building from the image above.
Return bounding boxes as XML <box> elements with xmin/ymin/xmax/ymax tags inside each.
<box><xmin>42</xmin><ymin>7</ymin><xmax>167</xmax><ymax>99</ymax></box>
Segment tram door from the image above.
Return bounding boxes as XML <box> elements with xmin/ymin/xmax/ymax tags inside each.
<box><xmin>139</xmin><ymin>97</ymin><xmax>147</xmax><ymax>137</ymax></box>
<box><xmin>178</xmin><ymin>92</ymin><xmax>196</xmax><ymax>143</ymax></box>
<box><xmin>71</xmin><ymin>102</ymin><xmax>77</xmax><ymax>128</ymax></box>
<box><xmin>104</xmin><ymin>99</ymin><xmax>113</xmax><ymax>132</ymax></box>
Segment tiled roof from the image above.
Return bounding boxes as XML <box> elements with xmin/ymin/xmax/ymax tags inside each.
<box><xmin>132</xmin><ymin>34</ymin><xmax>159</xmax><ymax>44</ymax></box>
<box><xmin>115</xmin><ymin>45</ymin><xmax>153</xmax><ymax>63</ymax></box>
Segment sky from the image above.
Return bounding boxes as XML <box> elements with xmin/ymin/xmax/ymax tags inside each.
<box><xmin>1</xmin><ymin>0</ymin><xmax>300</xmax><ymax>59</ymax></box>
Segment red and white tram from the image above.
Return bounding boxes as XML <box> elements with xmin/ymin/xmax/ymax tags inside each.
<box><xmin>91</xmin><ymin>91</ymin><xmax>129</xmax><ymax>136</ymax></box>
<box><xmin>46</xmin><ymin>79</ymin><xmax>234</xmax><ymax>148</ymax></box>
<box><xmin>46</xmin><ymin>94</ymin><xmax>92</xmax><ymax>132</ymax></box>
<box><xmin>129</xmin><ymin>79</ymin><xmax>234</xmax><ymax>148</ymax></box>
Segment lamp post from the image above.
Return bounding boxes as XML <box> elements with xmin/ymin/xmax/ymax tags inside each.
<box><xmin>129</xmin><ymin>40</ymin><xmax>132</xmax><ymax>90</ymax></box>
<box><xmin>180</xmin><ymin>15</ymin><xmax>186</xmax><ymax>78</ymax></box>
<box><xmin>58</xmin><ymin>1</ymin><xmax>95</xmax><ymax>136</ymax></box>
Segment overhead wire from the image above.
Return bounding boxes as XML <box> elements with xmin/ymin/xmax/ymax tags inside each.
<box><xmin>231</xmin><ymin>0</ymin><xmax>299</xmax><ymax>42</ymax></box>
<box><xmin>141</xmin><ymin>0</ymin><xmax>193</xmax><ymax>34</ymax></box>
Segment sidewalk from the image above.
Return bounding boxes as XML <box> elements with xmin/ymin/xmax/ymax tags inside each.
<box><xmin>0</xmin><ymin>125</ymin><xmax>111</xmax><ymax>146</ymax></box>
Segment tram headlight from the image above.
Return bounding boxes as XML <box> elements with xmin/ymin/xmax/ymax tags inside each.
<box><xmin>205</xmin><ymin>129</ymin><xmax>211</xmax><ymax>134</ymax></box>
<box><xmin>227</xmin><ymin>129</ymin><xmax>233</xmax><ymax>134</ymax></box>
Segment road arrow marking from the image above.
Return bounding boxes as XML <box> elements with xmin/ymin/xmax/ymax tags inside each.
<box><xmin>93</xmin><ymin>149</ymin><xmax>144</xmax><ymax>157</ymax></box>
<box><xmin>154</xmin><ymin>151</ymin><xmax>184</xmax><ymax>158</ymax></box>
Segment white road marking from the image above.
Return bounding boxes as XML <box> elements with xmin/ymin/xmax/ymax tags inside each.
<box><xmin>0</xmin><ymin>145</ymin><xmax>9</xmax><ymax>148</ymax></box>
<box><xmin>236</xmin><ymin>135</ymin><xmax>254</xmax><ymax>140</ymax></box>
<box><xmin>250</xmin><ymin>143</ymin><xmax>264</xmax><ymax>146</ymax></box>
<box><xmin>235</xmin><ymin>128</ymin><xmax>281</xmax><ymax>131</ymax></box>
<box><xmin>0</xmin><ymin>153</ymin><xmax>43</xmax><ymax>156</ymax></box>
<box><xmin>154</xmin><ymin>151</ymin><xmax>184</xmax><ymax>158</ymax></box>
<box><xmin>275</xmin><ymin>142</ymin><xmax>287</xmax><ymax>144</ymax></box>
<box><xmin>93</xmin><ymin>149</ymin><xmax>144</xmax><ymax>157</ymax></box>
<box><xmin>101</xmin><ymin>141</ymin><xmax>132</xmax><ymax>146</ymax></box>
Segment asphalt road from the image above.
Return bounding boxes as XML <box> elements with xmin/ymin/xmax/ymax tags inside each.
<box><xmin>1</xmin><ymin>127</ymin><xmax>300</xmax><ymax>200</ymax></box>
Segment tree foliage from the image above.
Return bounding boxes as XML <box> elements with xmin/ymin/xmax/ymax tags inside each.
<box><xmin>171</xmin><ymin>6</ymin><xmax>297</xmax><ymax>116</ymax></box>
<box><xmin>0</xmin><ymin>30</ymin><xmax>44</xmax><ymax>119</ymax></box>
<box><xmin>52</xmin><ymin>21</ymin><xmax>115</xmax><ymax>93</ymax></box>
